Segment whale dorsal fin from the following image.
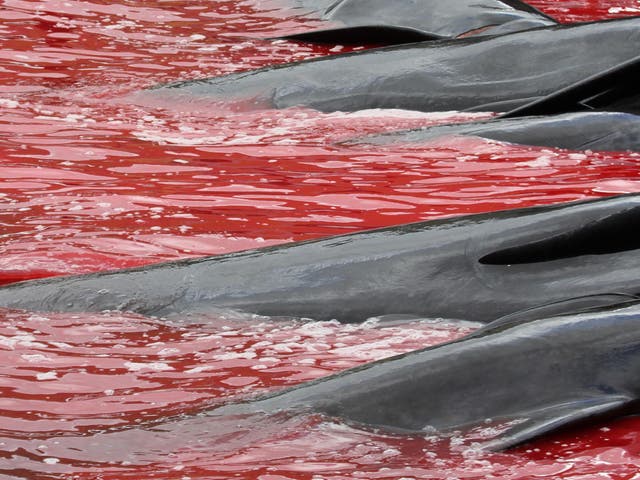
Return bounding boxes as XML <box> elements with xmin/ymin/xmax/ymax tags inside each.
<box><xmin>483</xmin><ymin>395</ymin><xmax>635</xmax><ymax>451</ymax></box>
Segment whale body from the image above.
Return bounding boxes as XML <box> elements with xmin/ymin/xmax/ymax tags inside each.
<box><xmin>210</xmin><ymin>301</ymin><xmax>640</xmax><ymax>450</ymax></box>
<box><xmin>270</xmin><ymin>0</ymin><xmax>556</xmax><ymax>45</ymax></box>
<box><xmin>351</xmin><ymin>54</ymin><xmax>640</xmax><ymax>151</ymax></box>
<box><xmin>151</xmin><ymin>18</ymin><xmax>640</xmax><ymax>113</ymax></box>
<box><xmin>0</xmin><ymin>195</ymin><xmax>639</xmax><ymax>322</ymax></box>
<box><xmin>356</xmin><ymin>111</ymin><xmax>640</xmax><ymax>152</ymax></box>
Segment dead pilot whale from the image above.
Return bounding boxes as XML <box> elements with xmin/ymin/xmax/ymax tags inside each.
<box><xmin>266</xmin><ymin>0</ymin><xmax>556</xmax><ymax>45</ymax></box>
<box><xmin>149</xmin><ymin>17</ymin><xmax>640</xmax><ymax>114</ymax></box>
<box><xmin>0</xmin><ymin>194</ymin><xmax>639</xmax><ymax>322</ymax></box>
<box><xmin>355</xmin><ymin>111</ymin><xmax>640</xmax><ymax>152</ymax></box>
<box><xmin>208</xmin><ymin>301</ymin><xmax>640</xmax><ymax>450</ymax></box>
<box><xmin>354</xmin><ymin>56</ymin><xmax>640</xmax><ymax>152</ymax></box>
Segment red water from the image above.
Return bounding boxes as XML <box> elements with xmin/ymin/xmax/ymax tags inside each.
<box><xmin>2</xmin><ymin>1</ymin><xmax>640</xmax><ymax>478</ymax></box>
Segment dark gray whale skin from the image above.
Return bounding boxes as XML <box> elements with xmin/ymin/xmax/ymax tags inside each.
<box><xmin>0</xmin><ymin>194</ymin><xmax>639</xmax><ymax>323</ymax></box>
<box><xmin>150</xmin><ymin>17</ymin><xmax>640</xmax><ymax>113</ymax></box>
<box><xmin>358</xmin><ymin>112</ymin><xmax>640</xmax><ymax>152</ymax></box>
<box><xmin>211</xmin><ymin>302</ymin><xmax>640</xmax><ymax>450</ymax></box>
<box><xmin>270</xmin><ymin>0</ymin><xmax>555</xmax><ymax>45</ymax></box>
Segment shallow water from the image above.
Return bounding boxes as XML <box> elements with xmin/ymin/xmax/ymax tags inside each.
<box><xmin>2</xmin><ymin>0</ymin><xmax>640</xmax><ymax>478</ymax></box>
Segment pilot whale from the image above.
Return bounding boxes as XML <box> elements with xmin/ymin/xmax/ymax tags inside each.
<box><xmin>209</xmin><ymin>301</ymin><xmax>640</xmax><ymax>450</ymax></box>
<box><xmin>269</xmin><ymin>0</ymin><xmax>556</xmax><ymax>45</ymax></box>
<box><xmin>150</xmin><ymin>17</ymin><xmax>640</xmax><ymax>113</ymax></box>
<box><xmin>355</xmin><ymin>111</ymin><xmax>640</xmax><ymax>152</ymax></box>
<box><xmin>354</xmin><ymin>55</ymin><xmax>640</xmax><ymax>151</ymax></box>
<box><xmin>0</xmin><ymin>194</ymin><xmax>639</xmax><ymax>322</ymax></box>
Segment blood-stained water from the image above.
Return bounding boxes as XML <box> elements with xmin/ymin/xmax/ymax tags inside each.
<box><xmin>1</xmin><ymin>0</ymin><xmax>640</xmax><ymax>478</ymax></box>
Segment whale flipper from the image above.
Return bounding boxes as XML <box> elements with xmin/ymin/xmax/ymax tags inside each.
<box><xmin>480</xmin><ymin>204</ymin><xmax>640</xmax><ymax>264</ymax></box>
<box><xmin>278</xmin><ymin>25</ymin><xmax>443</xmax><ymax>45</ymax></box>
<box><xmin>483</xmin><ymin>395</ymin><xmax>636</xmax><ymax>451</ymax></box>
